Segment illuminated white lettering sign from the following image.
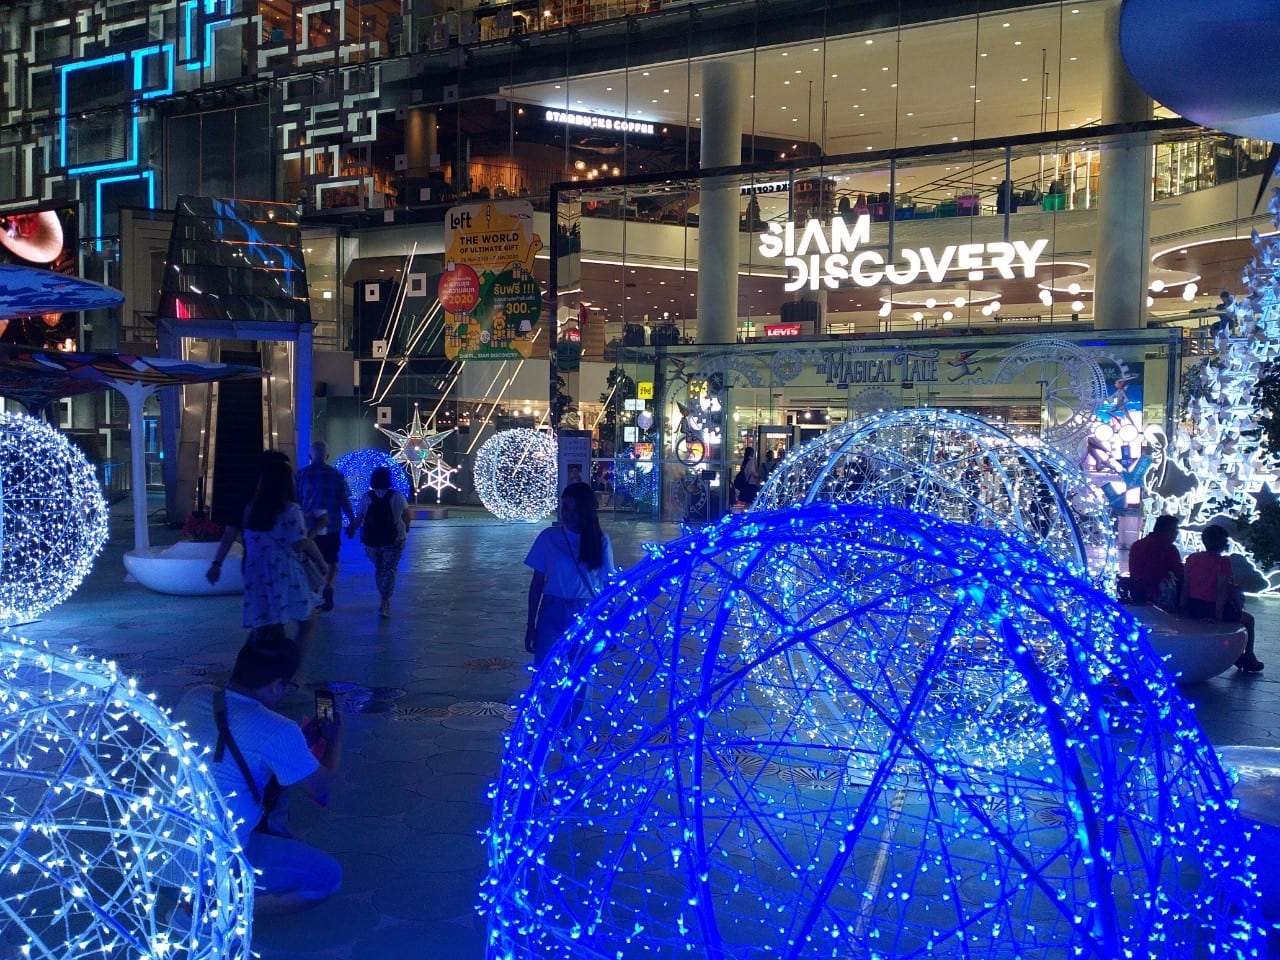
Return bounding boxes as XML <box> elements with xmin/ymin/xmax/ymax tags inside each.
<box><xmin>740</xmin><ymin>181</ymin><xmax>790</xmax><ymax>196</ymax></box>
<box><xmin>757</xmin><ymin>216</ymin><xmax>1049</xmax><ymax>292</ymax></box>
<box><xmin>545</xmin><ymin>109</ymin><xmax>655</xmax><ymax>136</ymax></box>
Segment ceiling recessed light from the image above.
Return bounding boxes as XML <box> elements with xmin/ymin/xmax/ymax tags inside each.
<box><xmin>781</xmin><ymin>52</ymin><xmax>788</xmax><ymax>57</ymax></box>
<box><xmin>812</xmin><ymin>47</ymin><xmax>820</xmax><ymax>52</ymax></box>
<box><xmin>605</xmin><ymin>86</ymin><xmax>612</xmax><ymax>91</ymax></box>
<box><xmin>906</xmin><ymin>112</ymin><xmax>913</xmax><ymax>117</ymax></box>
<box><xmin>554</xmin><ymin>84</ymin><xmax>560</xmax><ymax>89</ymax></box>
<box><xmin>1002</xmin><ymin>21</ymin><xmax>1010</xmax><ymax>27</ymax></box>
<box><xmin>784</xmin><ymin>80</ymin><xmax>791</xmax><ymax>85</ymax></box>
<box><xmin>881</xmin><ymin>66</ymin><xmax>889</xmax><ymax>71</ymax></box>
<box><xmin>795</xmin><ymin>69</ymin><xmax>801</xmax><ymax>74</ymax></box>
<box><xmin>694</xmin><ymin>92</ymin><xmax>700</xmax><ymax>97</ymax></box>
<box><xmin>1021</xmin><ymin>77</ymin><xmax>1029</xmax><ymax>82</ymax></box>
<box><xmin>865</xmin><ymin>38</ymin><xmax>873</xmax><ymax>45</ymax></box>
<box><xmin>1014</xmin><ymin>40</ymin><xmax>1022</xmax><ymax>45</ymax></box>
<box><xmin>831</xmin><ymin>73</ymin><xmax>838</xmax><ymax>78</ymax></box>
<box><xmin>642</xmin><ymin>71</ymin><xmax>649</xmax><ymax>76</ymax></box>
<box><xmin>651</xmin><ymin>99</ymin><xmax>658</xmax><ymax>103</ymax></box>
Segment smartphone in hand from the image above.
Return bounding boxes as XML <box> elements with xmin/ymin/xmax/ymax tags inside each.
<box><xmin>315</xmin><ymin>689</ymin><xmax>336</xmax><ymax>724</ymax></box>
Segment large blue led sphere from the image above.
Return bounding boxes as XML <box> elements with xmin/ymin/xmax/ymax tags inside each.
<box><xmin>0</xmin><ymin>637</ymin><xmax>252</xmax><ymax>959</ymax></box>
<box><xmin>755</xmin><ymin>408</ymin><xmax>1116</xmax><ymax>589</ymax></box>
<box><xmin>334</xmin><ymin>448</ymin><xmax>412</xmax><ymax>527</ymax></box>
<box><xmin>483</xmin><ymin>504</ymin><xmax>1258</xmax><ymax>958</ymax></box>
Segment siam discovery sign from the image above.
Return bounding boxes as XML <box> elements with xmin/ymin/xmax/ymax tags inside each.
<box><xmin>757</xmin><ymin>216</ymin><xmax>1048</xmax><ymax>292</ymax></box>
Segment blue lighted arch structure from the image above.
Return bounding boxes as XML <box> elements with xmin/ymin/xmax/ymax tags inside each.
<box><xmin>483</xmin><ymin>503</ymin><xmax>1258</xmax><ymax>958</ymax></box>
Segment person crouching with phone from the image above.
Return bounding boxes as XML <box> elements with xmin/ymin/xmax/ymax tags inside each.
<box><xmin>176</xmin><ymin>625</ymin><xmax>343</xmax><ymax>914</ymax></box>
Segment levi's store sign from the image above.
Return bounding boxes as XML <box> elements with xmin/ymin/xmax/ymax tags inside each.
<box><xmin>765</xmin><ymin>323</ymin><xmax>803</xmax><ymax>338</ymax></box>
<box><xmin>757</xmin><ymin>216</ymin><xmax>1048</xmax><ymax>292</ymax></box>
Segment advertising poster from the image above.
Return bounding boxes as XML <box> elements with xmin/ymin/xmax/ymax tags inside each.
<box><xmin>0</xmin><ymin>203</ymin><xmax>80</xmax><ymax>349</ymax></box>
<box><xmin>557</xmin><ymin>429</ymin><xmax>593</xmax><ymax>496</ymax></box>
<box><xmin>440</xmin><ymin>200</ymin><xmax>544</xmax><ymax>360</ymax></box>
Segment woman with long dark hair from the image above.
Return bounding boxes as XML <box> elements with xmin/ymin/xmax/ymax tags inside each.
<box><xmin>241</xmin><ymin>458</ymin><xmax>327</xmax><ymax>662</ymax></box>
<box><xmin>523</xmin><ymin>482</ymin><xmax>615</xmax><ymax>666</ymax></box>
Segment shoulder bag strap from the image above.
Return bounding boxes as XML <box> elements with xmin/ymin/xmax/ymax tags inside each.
<box><xmin>213</xmin><ymin>688</ymin><xmax>262</xmax><ymax>804</ymax></box>
<box><xmin>561</xmin><ymin>527</ymin><xmax>597</xmax><ymax>599</ymax></box>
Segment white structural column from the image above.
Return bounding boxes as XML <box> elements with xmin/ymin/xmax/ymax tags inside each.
<box><xmin>1093</xmin><ymin>0</ymin><xmax>1152</xmax><ymax>331</ymax></box>
<box><xmin>696</xmin><ymin>61</ymin><xmax>746</xmax><ymax>345</ymax></box>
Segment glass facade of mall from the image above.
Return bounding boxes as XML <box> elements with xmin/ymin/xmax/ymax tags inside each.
<box><xmin>0</xmin><ymin>0</ymin><xmax>1270</xmax><ymax>523</ymax></box>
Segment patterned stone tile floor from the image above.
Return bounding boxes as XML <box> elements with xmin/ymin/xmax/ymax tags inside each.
<box><xmin>11</xmin><ymin>500</ymin><xmax>1280</xmax><ymax>960</ymax></box>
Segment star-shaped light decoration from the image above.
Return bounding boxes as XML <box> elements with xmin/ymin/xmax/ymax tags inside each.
<box><xmin>376</xmin><ymin>404</ymin><xmax>455</xmax><ymax>492</ymax></box>
<box><xmin>421</xmin><ymin>458</ymin><xmax>459</xmax><ymax>500</ymax></box>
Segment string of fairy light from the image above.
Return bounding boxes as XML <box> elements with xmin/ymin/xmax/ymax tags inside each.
<box><xmin>0</xmin><ymin>637</ymin><xmax>252</xmax><ymax>960</ymax></box>
<box><xmin>482</xmin><ymin>503</ymin><xmax>1261</xmax><ymax>957</ymax></box>
<box><xmin>0</xmin><ymin>412</ymin><xmax>109</xmax><ymax>622</ymax></box>
<box><xmin>474</xmin><ymin>428</ymin><xmax>557</xmax><ymax>522</ymax></box>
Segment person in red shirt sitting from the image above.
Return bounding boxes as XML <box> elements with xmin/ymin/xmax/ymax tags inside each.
<box><xmin>1182</xmin><ymin>524</ymin><xmax>1262</xmax><ymax>673</ymax></box>
<box><xmin>1126</xmin><ymin>515</ymin><xmax>1183</xmax><ymax>604</ymax></box>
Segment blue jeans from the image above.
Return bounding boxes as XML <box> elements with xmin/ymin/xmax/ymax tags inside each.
<box><xmin>533</xmin><ymin>594</ymin><xmax>589</xmax><ymax>667</ymax></box>
<box><xmin>247</xmin><ymin>831</ymin><xmax>342</xmax><ymax>901</ymax></box>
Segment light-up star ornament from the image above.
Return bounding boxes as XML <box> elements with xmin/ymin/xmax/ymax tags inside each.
<box><xmin>376</xmin><ymin>404</ymin><xmax>455</xmax><ymax>493</ymax></box>
<box><xmin>420</xmin><ymin>458</ymin><xmax>459</xmax><ymax>499</ymax></box>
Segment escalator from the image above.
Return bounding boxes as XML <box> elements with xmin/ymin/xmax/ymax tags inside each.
<box><xmin>208</xmin><ymin>347</ymin><xmax>265</xmax><ymax>526</ymax></box>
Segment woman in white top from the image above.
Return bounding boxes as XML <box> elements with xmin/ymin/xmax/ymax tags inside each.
<box><xmin>524</xmin><ymin>481</ymin><xmax>615</xmax><ymax>666</ymax></box>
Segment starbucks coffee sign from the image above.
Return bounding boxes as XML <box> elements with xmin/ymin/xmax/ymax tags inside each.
<box><xmin>757</xmin><ymin>216</ymin><xmax>1049</xmax><ymax>292</ymax></box>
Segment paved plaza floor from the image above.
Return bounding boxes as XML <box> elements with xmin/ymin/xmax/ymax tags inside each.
<box><xmin>14</xmin><ymin>503</ymin><xmax>1280</xmax><ymax>959</ymax></box>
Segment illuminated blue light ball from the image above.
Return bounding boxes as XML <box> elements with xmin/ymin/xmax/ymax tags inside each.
<box><xmin>335</xmin><ymin>448</ymin><xmax>412</xmax><ymax>527</ymax></box>
<box><xmin>755</xmin><ymin>408</ymin><xmax>1117</xmax><ymax>589</ymax></box>
<box><xmin>474</xmin><ymin>429</ymin><xmax>557</xmax><ymax>522</ymax></box>
<box><xmin>0</xmin><ymin>638</ymin><xmax>253</xmax><ymax>959</ymax></box>
<box><xmin>0</xmin><ymin>411</ymin><xmax>108</xmax><ymax>620</ymax></box>
<box><xmin>612</xmin><ymin>457</ymin><xmax>658</xmax><ymax>510</ymax></box>
<box><xmin>483</xmin><ymin>503</ymin><xmax>1258</xmax><ymax>959</ymax></box>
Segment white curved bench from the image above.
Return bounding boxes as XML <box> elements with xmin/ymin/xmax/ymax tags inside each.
<box><xmin>1126</xmin><ymin>603</ymin><xmax>1247</xmax><ymax>684</ymax></box>
<box><xmin>1215</xmin><ymin>746</ymin><xmax>1280</xmax><ymax>919</ymax></box>
<box><xmin>124</xmin><ymin>541</ymin><xmax>244</xmax><ymax>596</ymax></box>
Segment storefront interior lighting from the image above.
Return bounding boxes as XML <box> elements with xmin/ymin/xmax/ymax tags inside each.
<box><xmin>1071</xmin><ymin>300</ymin><xmax>1086</xmax><ymax>313</ymax></box>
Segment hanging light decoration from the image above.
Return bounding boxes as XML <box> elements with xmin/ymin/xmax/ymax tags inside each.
<box><xmin>0</xmin><ymin>412</ymin><xmax>108</xmax><ymax>621</ymax></box>
<box><xmin>0</xmin><ymin>637</ymin><xmax>253</xmax><ymax>959</ymax></box>
<box><xmin>482</xmin><ymin>504</ymin><xmax>1260</xmax><ymax>959</ymax></box>
<box><xmin>474</xmin><ymin>429</ymin><xmax>557</xmax><ymax>522</ymax></box>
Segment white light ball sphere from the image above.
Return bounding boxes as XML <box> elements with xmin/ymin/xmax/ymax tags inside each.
<box><xmin>0</xmin><ymin>412</ymin><xmax>108</xmax><ymax>620</ymax></box>
<box><xmin>754</xmin><ymin>408</ymin><xmax>1117</xmax><ymax>590</ymax></box>
<box><xmin>474</xmin><ymin>429</ymin><xmax>558</xmax><ymax>522</ymax></box>
<box><xmin>0</xmin><ymin>637</ymin><xmax>253</xmax><ymax>959</ymax></box>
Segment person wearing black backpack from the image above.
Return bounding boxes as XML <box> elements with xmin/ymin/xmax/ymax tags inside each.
<box><xmin>346</xmin><ymin>466</ymin><xmax>411</xmax><ymax>618</ymax></box>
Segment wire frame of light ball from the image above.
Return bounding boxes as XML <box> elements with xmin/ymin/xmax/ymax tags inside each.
<box><xmin>482</xmin><ymin>504</ymin><xmax>1258</xmax><ymax>960</ymax></box>
<box><xmin>334</xmin><ymin>448</ymin><xmax>413</xmax><ymax>527</ymax></box>
<box><xmin>473</xmin><ymin>428</ymin><xmax>558</xmax><ymax>522</ymax></box>
<box><xmin>754</xmin><ymin>407</ymin><xmax>1117</xmax><ymax>591</ymax></box>
<box><xmin>0</xmin><ymin>411</ymin><xmax>109</xmax><ymax>621</ymax></box>
<box><xmin>0</xmin><ymin>637</ymin><xmax>253</xmax><ymax>960</ymax></box>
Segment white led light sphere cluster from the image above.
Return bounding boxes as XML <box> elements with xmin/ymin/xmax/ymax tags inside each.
<box><xmin>483</xmin><ymin>504</ymin><xmax>1259</xmax><ymax>959</ymax></box>
<box><xmin>0</xmin><ymin>638</ymin><xmax>253</xmax><ymax>960</ymax></box>
<box><xmin>755</xmin><ymin>408</ymin><xmax>1117</xmax><ymax>589</ymax></box>
<box><xmin>0</xmin><ymin>412</ymin><xmax>108</xmax><ymax>620</ymax></box>
<box><xmin>473</xmin><ymin>428</ymin><xmax>557</xmax><ymax>522</ymax></box>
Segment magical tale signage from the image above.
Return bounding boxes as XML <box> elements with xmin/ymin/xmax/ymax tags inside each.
<box><xmin>757</xmin><ymin>216</ymin><xmax>1048</xmax><ymax>292</ymax></box>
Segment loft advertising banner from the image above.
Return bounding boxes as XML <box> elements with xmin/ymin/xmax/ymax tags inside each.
<box><xmin>440</xmin><ymin>200</ymin><xmax>544</xmax><ymax>360</ymax></box>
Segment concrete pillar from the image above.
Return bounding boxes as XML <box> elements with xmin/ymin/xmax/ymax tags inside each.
<box><xmin>406</xmin><ymin>107</ymin><xmax>438</xmax><ymax>175</ymax></box>
<box><xmin>696</xmin><ymin>61</ymin><xmax>745</xmax><ymax>345</ymax></box>
<box><xmin>1093</xmin><ymin>0</ymin><xmax>1152</xmax><ymax>331</ymax></box>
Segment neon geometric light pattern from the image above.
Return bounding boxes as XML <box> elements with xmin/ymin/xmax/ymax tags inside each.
<box><xmin>0</xmin><ymin>412</ymin><xmax>109</xmax><ymax>621</ymax></box>
<box><xmin>0</xmin><ymin>636</ymin><xmax>252</xmax><ymax>959</ymax></box>
<box><xmin>755</xmin><ymin>408</ymin><xmax>1117</xmax><ymax>590</ymax></box>
<box><xmin>483</xmin><ymin>504</ymin><xmax>1260</xmax><ymax>957</ymax></box>
<box><xmin>334</xmin><ymin>448</ymin><xmax>413</xmax><ymax>528</ymax></box>
<box><xmin>473</xmin><ymin>429</ymin><xmax>557</xmax><ymax>522</ymax></box>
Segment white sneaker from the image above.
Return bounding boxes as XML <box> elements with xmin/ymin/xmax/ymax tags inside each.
<box><xmin>378</xmin><ymin>601</ymin><xmax>390</xmax><ymax>618</ymax></box>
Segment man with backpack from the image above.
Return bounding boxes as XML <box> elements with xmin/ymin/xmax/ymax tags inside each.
<box><xmin>346</xmin><ymin>465</ymin><xmax>411</xmax><ymax>618</ymax></box>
